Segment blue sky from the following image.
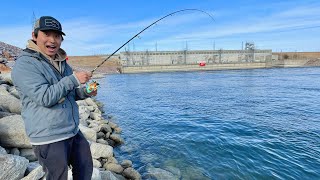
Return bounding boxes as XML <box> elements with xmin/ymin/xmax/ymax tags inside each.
<box><xmin>0</xmin><ymin>0</ymin><xmax>319</xmax><ymax>55</ymax></box>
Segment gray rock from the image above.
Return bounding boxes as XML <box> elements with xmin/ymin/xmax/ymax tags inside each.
<box><xmin>100</xmin><ymin>170</ymin><xmax>123</xmax><ymax>180</ymax></box>
<box><xmin>164</xmin><ymin>166</ymin><xmax>181</xmax><ymax>179</ymax></box>
<box><xmin>25</xmin><ymin>161</ymin><xmax>41</xmax><ymax>175</ymax></box>
<box><xmin>76</xmin><ymin>100</ymin><xmax>88</xmax><ymax>106</ymax></box>
<box><xmin>0</xmin><ymin>115</ymin><xmax>32</xmax><ymax>148</ymax></box>
<box><xmin>0</xmin><ymin>111</ymin><xmax>13</xmax><ymax>118</ymax></box>
<box><xmin>123</xmin><ymin>167</ymin><xmax>141</xmax><ymax>180</ymax></box>
<box><xmin>20</xmin><ymin>148</ymin><xmax>37</xmax><ymax>162</ymax></box>
<box><xmin>146</xmin><ymin>167</ymin><xmax>179</xmax><ymax>180</ymax></box>
<box><xmin>10</xmin><ymin>147</ymin><xmax>20</xmax><ymax>156</ymax></box>
<box><xmin>106</xmin><ymin>157</ymin><xmax>118</xmax><ymax>164</ymax></box>
<box><xmin>100</xmin><ymin>124</ymin><xmax>112</xmax><ymax>133</ymax></box>
<box><xmin>93</xmin><ymin>158</ymin><xmax>102</xmax><ymax>168</ymax></box>
<box><xmin>108</xmin><ymin>121</ymin><xmax>118</xmax><ymax>129</ymax></box>
<box><xmin>0</xmin><ymin>154</ymin><xmax>29</xmax><ymax>180</ymax></box>
<box><xmin>97</xmin><ymin>132</ymin><xmax>105</xmax><ymax>139</ymax></box>
<box><xmin>79</xmin><ymin>106</ymin><xmax>90</xmax><ymax>122</ymax></box>
<box><xmin>97</xmin><ymin>138</ymin><xmax>108</xmax><ymax>145</ymax></box>
<box><xmin>121</xmin><ymin>160</ymin><xmax>132</xmax><ymax>168</ymax></box>
<box><xmin>8</xmin><ymin>86</ymin><xmax>19</xmax><ymax>99</ymax></box>
<box><xmin>0</xmin><ymin>85</ymin><xmax>9</xmax><ymax>95</ymax></box>
<box><xmin>85</xmin><ymin>98</ymin><xmax>98</xmax><ymax>108</ymax></box>
<box><xmin>0</xmin><ymin>94</ymin><xmax>21</xmax><ymax>114</ymax></box>
<box><xmin>79</xmin><ymin>124</ymin><xmax>97</xmax><ymax>142</ymax></box>
<box><xmin>104</xmin><ymin>163</ymin><xmax>124</xmax><ymax>174</ymax></box>
<box><xmin>21</xmin><ymin>166</ymin><xmax>45</xmax><ymax>180</ymax></box>
<box><xmin>86</xmin><ymin>106</ymin><xmax>95</xmax><ymax>111</ymax></box>
<box><xmin>90</xmin><ymin>112</ymin><xmax>102</xmax><ymax>120</ymax></box>
<box><xmin>114</xmin><ymin>127</ymin><xmax>122</xmax><ymax>134</ymax></box>
<box><xmin>109</xmin><ymin>134</ymin><xmax>124</xmax><ymax>144</ymax></box>
<box><xmin>0</xmin><ymin>146</ymin><xmax>7</xmax><ymax>155</ymax></box>
<box><xmin>90</xmin><ymin>142</ymin><xmax>113</xmax><ymax>159</ymax></box>
<box><xmin>92</xmin><ymin>167</ymin><xmax>102</xmax><ymax>180</ymax></box>
<box><xmin>0</xmin><ymin>73</ymin><xmax>13</xmax><ymax>85</ymax></box>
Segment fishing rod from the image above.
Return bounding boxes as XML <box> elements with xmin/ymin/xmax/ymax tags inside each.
<box><xmin>86</xmin><ymin>9</ymin><xmax>214</xmax><ymax>93</ymax></box>
<box><xmin>90</xmin><ymin>8</ymin><xmax>214</xmax><ymax>74</ymax></box>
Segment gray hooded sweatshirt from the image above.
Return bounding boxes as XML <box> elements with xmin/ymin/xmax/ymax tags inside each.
<box><xmin>11</xmin><ymin>40</ymin><xmax>90</xmax><ymax>145</ymax></box>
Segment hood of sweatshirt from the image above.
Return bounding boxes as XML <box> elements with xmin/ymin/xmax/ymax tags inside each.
<box><xmin>26</xmin><ymin>39</ymin><xmax>67</xmax><ymax>62</ymax></box>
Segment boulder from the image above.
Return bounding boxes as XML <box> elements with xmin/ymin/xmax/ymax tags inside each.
<box><xmin>20</xmin><ymin>148</ymin><xmax>37</xmax><ymax>162</ymax></box>
<box><xmin>146</xmin><ymin>167</ymin><xmax>179</xmax><ymax>180</ymax></box>
<box><xmin>104</xmin><ymin>163</ymin><xmax>124</xmax><ymax>174</ymax></box>
<box><xmin>79</xmin><ymin>124</ymin><xmax>97</xmax><ymax>142</ymax></box>
<box><xmin>0</xmin><ymin>154</ymin><xmax>29</xmax><ymax>180</ymax></box>
<box><xmin>92</xmin><ymin>168</ymin><xmax>102</xmax><ymax>180</ymax></box>
<box><xmin>121</xmin><ymin>160</ymin><xmax>132</xmax><ymax>168</ymax></box>
<box><xmin>85</xmin><ymin>98</ymin><xmax>98</xmax><ymax>108</ymax></box>
<box><xmin>109</xmin><ymin>134</ymin><xmax>124</xmax><ymax>144</ymax></box>
<box><xmin>21</xmin><ymin>165</ymin><xmax>45</xmax><ymax>180</ymax></box>
<box><xmin>90</xmin><ymin>142</ymin><xmax>113</xmax><ymax>159</ymax></box>
<box><xmin>100</xmin><ymin>170</ymin><xmax>124</xmax><ymax>180</ymax></box>
<box><xmin>0</xmin><ymin>94</ymin><xmax>21</xmax><ymax>114</ymax></box>
<box><xmin>122</xmin><ymin>167</ymin><xmax>141</xmax><ymax>180</ymax></box>
<box><xmin>0</xmin><ymin>115</ymin><xmax>31</xmax><ymax>148</ymax></box>
<box><xmin>24</xmin><ymin>161</ymin><xmax>41</xmax><ymax>175</ymax></box>
<box><xmin>93</xmin><ymin>158</ymin><xmax>102</xmax><ymax>168</ymax></box>
<box><xmin>0</xmin><ymin>146</ymin><xmax>7</xmax><ymax>154</ymax></box>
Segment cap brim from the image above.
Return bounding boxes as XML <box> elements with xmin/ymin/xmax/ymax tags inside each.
<box><xmin>39</xmin><ymin>28</ymin><xmax>66</xmax><ymax>36</ymax></box>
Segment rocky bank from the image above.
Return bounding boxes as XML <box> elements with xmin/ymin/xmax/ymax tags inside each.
<box><xmin>0</xmin><ymin>72</ymin><xmax>141</xmax><ymax>180</ymax></box>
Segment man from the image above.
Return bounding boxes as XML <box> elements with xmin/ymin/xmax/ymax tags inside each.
<box><xmin>11</xmin><ymin>16</ymin><xmax>94</xmax><ymax>180</ymax></box>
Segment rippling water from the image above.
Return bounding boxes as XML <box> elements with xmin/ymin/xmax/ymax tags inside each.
<box><xmin>97</xmin><ymin>67</ymin><xmax>320</xmax><ymax>179</ymax></box>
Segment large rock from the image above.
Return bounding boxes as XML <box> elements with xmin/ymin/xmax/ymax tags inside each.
<box><xmin>0</xmin><ymin>146</ymin><xmax>7</xmax><ymax>155</ymax></box>
<box><xmin>0</xmin><ymin>154</ymin><xmax>29</xmax><ymax>180</ymax></box>
<box><xmin>100</xmin><ymin>170</ymin><xmax>124</xmax><ymax>180</ymax></box>
<box><xmin>24</xmin><ymin>161</ymin><xmax>41</xmax><ymax>175</ymax></box>
<box><xmin>0</xmin><ymin>111</ymin><xmax>13</xmax><ymax>119</ymax></box>
<box><xmin>109</xmin><ymin>134</ymin><xmax>124</xmax><ymax>144</ymax></box>
<box><xmin>0</xmin><ymin>94</ymin><xmax>21</xmax><ymax>114</ymax></box>
<box><xmin>21</xmin><ymin>165</ymin><xmax>45</xmax><ymax>180</ymax></box>
<box><xmin>0</xmin><ymin>115</ymin><xmax>31</xmax><ymax>148</ymax></box>
<box><xmin>20</xmin><ymin>148</ymin><xmax>37</xmax><ymax>162</ymax></box>
<box><xmin>79</xmin><ymin>124</ymin><xmax>97</xmax><ymax>142</ymax></box>
<box><xmin>104</xmin><ymin>163</ymin><xmax>124</xmax><ymax>174</ymax></box>
<box><xmin>90</xmin><ymin>142</ymin><xmax>113</xmax><ymax>159</ymax></box>
<box><xmin>0</xmin><ymin>85</ymin><xmax>9</xmax><ymax>95</ymax></box>
<box><xmin>146</xmin><ymin>167</ymin><xmax>179</xmax><ymax>180</ymax></box>
<box><xmin>85</xmin><ymin>98</ymin><xmax>98</xmax><ymax>108</ymax></box>
<box><xmin>123</xmin><ymin>167</ymin><xmax>141</xmax><ymax>180</ymax></box>
<box><xmin>92</xmin><ymin>168</ymin><xmax>102</xmax><ymax>180</ymax></box>
<box><xmin>78</xmin><ymin>106</ymin><xmax>90</xmax><ymax>122</ymax></box>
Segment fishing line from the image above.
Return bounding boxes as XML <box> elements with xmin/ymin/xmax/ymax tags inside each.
<box><xmin>85</xmin><ymin>9</ymin><xmax>214</xmax><ymax>93</ymax></box>
<box><xmin>90</xmin><ymin>8</ymin><xmax>215</xmax><ymax>74</ymax></box>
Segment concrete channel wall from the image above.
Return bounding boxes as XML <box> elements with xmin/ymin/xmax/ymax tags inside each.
<box><xmin>121</xmin><ymin>62</ymin><xmax>267</xmax><ymax>73</ymax></box>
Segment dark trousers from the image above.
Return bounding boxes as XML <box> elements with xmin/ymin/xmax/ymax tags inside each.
<box><xmin>33</xmin><ymin>131</ymin><xmax>93</xmax><ymax>180</ymax></box>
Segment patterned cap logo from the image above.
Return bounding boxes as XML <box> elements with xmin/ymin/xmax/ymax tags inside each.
<box><xmin>44</xmin><ymin>18</ymin><xmax>61</xmax><ymax>30</ymax></box>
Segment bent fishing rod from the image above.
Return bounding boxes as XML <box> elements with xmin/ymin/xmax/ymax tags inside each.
<box><xmin>90</xmin><ymin>8</ymin><xmax>215</xmax><ymax>74</ymax></box>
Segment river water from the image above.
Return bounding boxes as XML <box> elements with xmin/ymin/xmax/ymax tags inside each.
<box><xmin>97</xmin><ymin>67</ymin><xmax>320</xmax><ymax>179</ymax></box>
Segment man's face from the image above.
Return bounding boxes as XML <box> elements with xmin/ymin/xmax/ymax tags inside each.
<box><xmin>32</xmin><ymin>30</ymin><xmax>62</xmax><ymax>59</ymax></box>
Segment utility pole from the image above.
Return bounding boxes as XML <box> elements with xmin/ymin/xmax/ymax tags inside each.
<box><xmin>31</xmin><ymin>11</ymin><xmax>36</xmax><ymax>31</ymax></box>
<box><xmin>185</xmin><ymin>41</ymin><xmax>188</xmax><ymax>51</ymax></box>
<box><xmin>155</xmin><ymin>42</ymin><xmax>157</xmax><ymax>52</ymax></box>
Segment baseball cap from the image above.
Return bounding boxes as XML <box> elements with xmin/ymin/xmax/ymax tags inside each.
<box><xmin>33</xmin><ymin>16</ymin><xmax>66</xmax><ymax>36</ymax></box>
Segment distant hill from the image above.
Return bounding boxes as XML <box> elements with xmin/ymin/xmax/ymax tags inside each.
<box><xmin>68</xmin><ymin>55</ymin><xmax>121</xmax><ymax>74</ymax></box>
<box><xmin>0</xmin><ymin>41</ymin><xmax>22</xmax><ymax>60</ymax></box>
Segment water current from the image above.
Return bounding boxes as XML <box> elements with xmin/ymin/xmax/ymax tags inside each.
<box><xmin>97</xmin><ymin>67</ymin><xmax>320</xmax><ymax>179</ymax></box>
